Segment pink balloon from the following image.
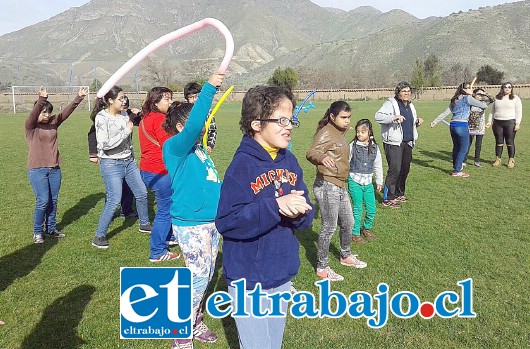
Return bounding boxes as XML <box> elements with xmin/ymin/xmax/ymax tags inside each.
<box><xmin>96</xmin><ymin>18</ymin><xmax>234</xmax><ymax>98</ymax></box>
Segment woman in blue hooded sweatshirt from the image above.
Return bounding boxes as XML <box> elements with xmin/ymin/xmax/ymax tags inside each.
<box><xmin>216</xmin><ymin>85</ymin><xmax>314</xmax><ymax>349</ymax></box>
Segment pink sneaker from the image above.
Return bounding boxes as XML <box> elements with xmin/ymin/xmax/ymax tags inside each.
<box><xmin>340</xmin><ymin>255</ymin><xmax>367</xmax><ymax>269</ymax></box>
<box><xmin>452</xmin><ymin>172</ymin><xmax>469</xmax><ymax>177</ymax></box>
<box><xmin>316</xmin><ymin>266</ymin><xmax>344</xmax><ymax>281</ymax></box>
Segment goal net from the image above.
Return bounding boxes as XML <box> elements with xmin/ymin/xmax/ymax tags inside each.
<box><xmin>11</xmin><ymin>85</ymin><xmax>91</xmax><ymax>114</ymax></box>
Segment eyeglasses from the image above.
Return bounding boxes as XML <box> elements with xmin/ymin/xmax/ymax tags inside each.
<box><xmin>117</xmin><ymin>96</ymin><xmax>128</xmax><ymax>102</ymax></box>
<box><xmin>259</xmin><ymin>117</ymin><xmax>300</xmax><ymax>128</ymax></box>
<box><xmin>504</xmin><ymin>85</ymin><xmax>512</xmax><ymax>89</ymax></box>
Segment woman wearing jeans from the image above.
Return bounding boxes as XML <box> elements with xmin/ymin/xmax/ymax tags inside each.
<box><xmin>486</xmin><ymin>82</ymin><xmax>523</xmax><ymax>168</ymax></box>
<box><xmin>431</xmin><ymin>82</ymin><xmax>488</xmax><ymax>177</ymax></box>
<box><xmin>139</xmin><ymin>87</ymin><xmax>179</xmax><ymax>262</ymax></box>
<box><xmin>26</xmin><ymin>86</ymin><xmax>88</xmax><ymax>243</ymax></box>
<box><xmin>91</xmin><ymin>85</ymin><xmax>151</xmax><ymax>249</ymax></box>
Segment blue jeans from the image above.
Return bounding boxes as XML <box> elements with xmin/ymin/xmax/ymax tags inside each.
<box><xmin>450</xmin><ymin>124</ymin><xmax>470</xmax><ymax>173</ymax></box>
<box><xmin>228</xmin><ymin>280</ymin><xmax>291</xmax><ymax>349</ymax></box>
<box><xmin>141</xmin><ymin>171</ymin><xmax>172</xmax><ymax>259</ymax></box>
<box><xmin>95</xmin><ymin>158</ymin><xmax>149</xmax><ymax>237</ymax></box>
<box><xmin>28</xmin><ymin>167</ymin><xmax>62</xmax><ymax>235</ymax></box>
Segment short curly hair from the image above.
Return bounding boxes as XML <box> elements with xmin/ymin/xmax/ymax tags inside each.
<box><xmin>240</xmin><ymin>85</ymin><xmax>295</xmax><ymax>137</ymax></box>
<box><xmin>394</xmin><ymin>81</ymin><xmax>412</xmax><ymax>96</ymax></box>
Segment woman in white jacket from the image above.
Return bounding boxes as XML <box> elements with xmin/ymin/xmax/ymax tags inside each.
<box><xmin>375</xmin><ymin>81</ymin><xmax>423</xmax><ymax>208</ymax></box>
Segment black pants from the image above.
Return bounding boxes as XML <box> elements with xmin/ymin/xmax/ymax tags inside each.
<box><xmin>383</xmin><ymin>142</ymin><xmax>413</xmax><ymax>201</ymax></box>
<box><xmin>120</xmin><ymin>181</ymin><xmax>134</xmax><ymax>214</ymax></box>
<box><xmin>492</xmin><ymin>119</ymin><xmax>516</xmax><ymax>158</ymax></box>
<box><xmin>467</xmin><ymin>135</ymin><xmax>483</xmax><ymax>163</ymax></box>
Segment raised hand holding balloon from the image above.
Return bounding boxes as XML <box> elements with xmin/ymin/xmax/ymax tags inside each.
<box><xmin>203</xmin><ymin>85</ymin><xmax>234</xmax><ymax>149</ymax></box>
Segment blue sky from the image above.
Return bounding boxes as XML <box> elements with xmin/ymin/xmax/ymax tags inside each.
<box><xmin>0</xmin><ymin>0</ymin><xmax>520</xmax><ymax>36</ymax></box>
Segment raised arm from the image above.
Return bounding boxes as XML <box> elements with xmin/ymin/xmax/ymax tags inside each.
<box><xmin>164</xmin><ymin>71</ymin><xmax>224</xmax><ymax>157</ymax></box>
<box><xmin>25</xmin><ymin>86</ymin><xmax>47</xmax><ymax>130</ymax></box>
<box><xmin>466</xmin><ymin>95</ymin><xmax>488</xmax><ymax>110</ymax></box>
<box><xmin>55</xmin><ymin>86</ymin><xmax>88</xmax><ymax>125</ymax></box>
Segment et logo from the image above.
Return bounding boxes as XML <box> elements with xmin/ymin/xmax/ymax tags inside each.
<box><xmin>120</xmin><ymin>267</ymin><xmax>193</xmax><ymax>339</ymax></box>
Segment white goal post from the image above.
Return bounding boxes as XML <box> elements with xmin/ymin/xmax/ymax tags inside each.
<box><xmin>11</xmin><ymin>85</ymin><xmax>91</xmax><ymax>114</ymax></box>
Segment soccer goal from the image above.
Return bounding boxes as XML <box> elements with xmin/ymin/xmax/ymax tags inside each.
<box><xmin>11</xmin><ymin>85</ymin><xmax>91</xmax><ymax>114</ymax></box>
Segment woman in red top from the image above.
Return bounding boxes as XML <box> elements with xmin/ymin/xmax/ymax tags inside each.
<box><xmin>140</xmin><ymin>87</ymin><xmax>180</xmax><ymax>262</ymax></box>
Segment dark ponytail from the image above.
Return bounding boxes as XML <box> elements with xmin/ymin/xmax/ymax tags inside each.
<box><xmin>315</xmin><ymin>100</ymin><xmax>351</xmax><ymax>134</ymax></box>
<box><xmin>450</xmin><ymin>82</ymin><xmax>470</xmax><ymax>110</ymax></box>
<box><xmin>89</xmin><ymin>85</ymin><xmax>123</xmax><ymax>122</ymax></box>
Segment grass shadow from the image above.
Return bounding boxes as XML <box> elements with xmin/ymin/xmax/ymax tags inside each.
<box><xmin>0</xmin><ymin>238</ymin><xmax>58</xmax><ymax>292</ymax></box>
<box><xmin>106</xmin><ymin>218</ymin><xmax>137</xmax><ymax>240</ymax></box>
<box><xmin>20</xmin><ymin>284</ymin><xmax>96</xmax><ymax>349</ymax></box>
<box><xmin>58</xmin><ymin>192</ymin><xmax>105</xmax><ymax>230</ymax></box>
<box><xmin>413</xmin><ymin>148</ymin><xmax>453</xmax><ymax>174</ymax></box>
<box><xmin>297</xmin><ymin>228</ymin><xmax>319</xmax><ymax>269</ymax></box>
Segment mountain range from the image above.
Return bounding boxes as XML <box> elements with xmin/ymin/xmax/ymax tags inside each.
<box><xmin>0</xmin><ymin>0</ymin><xmax>529</xmax><ymax>89</ymax></box>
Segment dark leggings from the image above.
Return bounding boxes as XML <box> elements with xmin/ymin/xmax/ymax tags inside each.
<box><xmin>467</xmin><ymin>135</ymin><xmax>483</xmax><ymax>163</ymax></box>
<box><xmin>492</xmin><ymin>119</ymin><xmax>516</xmax><ymax>158</ymax></box>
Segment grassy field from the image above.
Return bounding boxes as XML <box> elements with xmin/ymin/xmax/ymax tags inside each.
<box><xmin>0</xmin><ymin>99</ymin><xmax>528</xmax><ymax>349</ymax></box>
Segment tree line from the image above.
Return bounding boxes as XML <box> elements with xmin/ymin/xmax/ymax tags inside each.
<box><xmin>269</xmin><ymin>54</ymin><xmax>506</xmax><ymax>91</ymax></box>
<box><xmin>1</xmin><ymin>54</ymin><xmax>508</xmax><ymax>93</ymax></box>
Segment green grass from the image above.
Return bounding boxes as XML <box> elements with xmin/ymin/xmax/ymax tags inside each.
<box><xmin>0</xmin><ymin>100</ymin><xmax>529</xmax><ymax>349</ymax></box>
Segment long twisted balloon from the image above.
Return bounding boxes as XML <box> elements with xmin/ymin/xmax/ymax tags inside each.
<box><xmin>97</xmin><ymin>18</ymin><xmax>234</xmax><ymax>98</ymax></box>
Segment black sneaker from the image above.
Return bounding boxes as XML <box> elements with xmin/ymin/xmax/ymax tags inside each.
<box><xmin>120</xmin><ymin>211</ymin><xmax>138</xmax><ymax>218</ymax></box>
<box><xmin>46</xmin><ymin>230</ymin><xmax>65</xmax><ymax>238</ymax></box>
<box><xmin>139</xmin><ymin>224</ymin><xmax>152</xmax><ymax>233</ymax></box>
<box><xmin>92</xmin><ymin>236</ymin><xmax>109</xmax><ymax>249</ymax></box>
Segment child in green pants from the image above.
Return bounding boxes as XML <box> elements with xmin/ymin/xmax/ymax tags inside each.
<box><xmin>347</xmin><ymin>119</ymin><xmax>383</xmax><ymax>244</ymax></box>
